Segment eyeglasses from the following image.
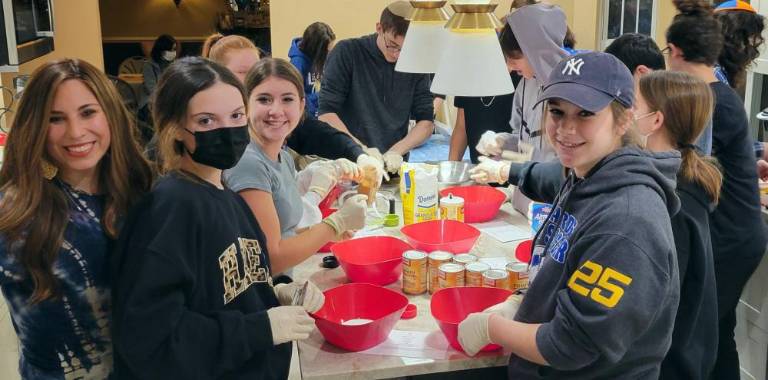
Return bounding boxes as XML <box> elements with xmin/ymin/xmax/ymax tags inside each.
<box><xmin>661</xmin><ymin>46</ymin><xmax>671</xmax><ymax>55</ymax></box>
<box><xmin>381</xmin><ymin>34</ymin><xmax>402</xmax><ymax>53</ymax></box>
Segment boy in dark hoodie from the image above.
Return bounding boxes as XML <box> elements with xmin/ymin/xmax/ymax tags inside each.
<box><xmin>318</xmin><ymin>2</ymin><xmax>435</xmax><ymax>175</ymax></box>
<box><xmin>460</xmin><ymin>52</ymin><xmax>682</xmax><ymax>379</ymax></box>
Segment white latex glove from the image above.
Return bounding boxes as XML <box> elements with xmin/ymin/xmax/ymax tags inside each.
<box><xmin>357</xmin><ymin>153</ymin><xmax>386</xmax><ymax>184</ymax></box>
<box><xmin>332</xmin><ymin>158</ymin><xmax>361</xmax><ymax>181</ymax></box>
<box><xmin>469</xmin><ymin>156</ymin><xmax>511</xmax><ymax>184</ymax></box>
<box><xmin>362</xmin><ymin>146</ymin><xmax>384</xmax><ymax>163</ymax></box>
<box><xmin>274</xmin><ymin>281</ymin><xmax>326</xmax><ymax>313</ymax></box>
<box><xmin>266</xmin><ymin>306</ymin><xmax>315</xmax><ymax>345</ymax></box>
<box><xmin>322</xmin><ymin>194</ymin><xmax>368</xmax><ymax>236</ymax></box>
<box><xmin>476</xmin><ymin>131</ymin><xmax>518</xmax><ymax>157</ymax></box>
<box><xmin>500</xmin><ymin>141</ymin><xmax>534</xmax><ymax>163</ymax></box>
<box><xmin>483</xmin><ymin>294</ymin><xmax>523</xmax><ymax>320</ymax></box>
<box><xmin>458</xmin><ymin>312</ymin><xmax>493</xmax><ymax>356</ymax></box>
<box><xmin>383</xmin><ymin>151</ymin><xmax>404</xmax><ymax>174</ymax></box>
<box><xmin>308</xmin><ymin>164</ymin><xmax>338</xmax><ymax>199</ymax></box>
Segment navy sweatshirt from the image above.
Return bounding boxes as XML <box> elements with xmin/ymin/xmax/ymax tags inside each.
<box><xmin>508</xmin><ymin>147</ymin><xmax>681</xmax><ymax>378</ymax></box>
<box><xmin>709</xmin><ymin>82</ymin><xmax>767</xmax><ymax>259</ymax></box>
<box><xmin>318</xmin><ymin>34</ymin><xmax>434</xmax><ymax>152</ymax></box>
<box><xmin>510</xmin><ymin>158</ymin><xmax>719</xmax><ymax>379</ymax></box>
<box><xmin>111</xmin><ymin>173</ymin><xmax>290</xmax><ymax>379</ymax></box>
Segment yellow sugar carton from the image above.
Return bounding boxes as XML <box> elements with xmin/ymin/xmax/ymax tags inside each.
<box><xmin>400</xmin><ymin>163</ymin><xmax>439</xmax><ymax>225</ymax></box>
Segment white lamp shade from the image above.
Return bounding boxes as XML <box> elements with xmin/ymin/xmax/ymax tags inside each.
<box><xmin>430</xmin><ymin>32</ymin><xmax>514</xmax><ymax>97</ymax></box>
<box><xmin>395</xmin><ymin>22</ymin><xmax>449</xmax><ymax>74</ymax></box>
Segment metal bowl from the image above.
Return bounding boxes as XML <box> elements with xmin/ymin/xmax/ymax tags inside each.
<box><xmin>436</xmin><ymin>161</ymin><xmax>475</xmax><ymax>190</ymax></box>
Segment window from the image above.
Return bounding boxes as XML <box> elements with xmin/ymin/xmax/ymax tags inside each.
<box><xmin>601</xmin><ymin>0</ymin><xmax>657</xmax><ymax>47</ymax></box>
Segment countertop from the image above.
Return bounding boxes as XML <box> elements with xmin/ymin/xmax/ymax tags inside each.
<box><xmin>293</xmin><ymin>184</ymin><xmax>530</xmax><ymax>380</ymax></box>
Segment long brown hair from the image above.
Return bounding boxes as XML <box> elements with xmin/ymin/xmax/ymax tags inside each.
<box><xmin>245</xmin><ymin>57</ymin><xmax>305</xmax><ymax>99</ymax></box>
<box><xmin>0</xmin><ymin>59</ymin><xmax>153</xmax><ymax>302</ymax></box>
<box><xmin>639</xmin><ymin>71</ymin><xmax>722</xmax><ymax>203</ymax></box>
<box><xmin>153</xmin><ymin>56</ymin><xmax>248</xmax><ymax>174</ymax></box>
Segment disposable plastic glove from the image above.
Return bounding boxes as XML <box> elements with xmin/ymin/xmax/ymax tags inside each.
<box><xmin>307</xmin><ymin>164</ymin><xmax>338</xmax><ymax>199</ymax></box>
<box><xmin>500</xmin><ymin>141</ymin><xmax>535</xmax><ymax>163</ymax></box>
<box><xmin>476</xmin><ymin>131</ymin><xmax>518</xmax><ymax>157</ymax></box>
<box><xmin>457</xmin><ymin>312</ymin><xmax>493</xmax><ymax>356</ymax></box>
<box><xmin>383</xmin><ymin>151</ymin><xmax>404</xmax><ymax>174</ymax></box>
<box><xmin>332</xmin><ymin>158</ymin><xmax>361</xmax><ymax>181</ymax></box>
<box><xmin>266</xmin><ymin>306</ymin><xmax>315</xmax><ymax>345</ymax></box>
<box><xmin>362</xmin><ymin>146</ymin><xmax>384</xmax><ymax>162</ymax></box>
<box><xmin>357</xmin><ymin>153</ymin><xmax>386</xmax><ymax>184</ymax></box>
<box><xmin>483</xmin><ymin>294</ymin><xmax>523</xmax><ymax>320</ymax></box>
<box><xmin>274</xmin><ymin>281</ymin><xmax>325</xmax><ymax>313</ymax></box>
<box><xmin>322</xmin><ymin>194</ymin><xmax>368</xmax><ymax>236</ymax></box>
<box><xmin>469</xmin><ymin>156</ymin><xmax>511</xmax><ymax>184</ymax></box>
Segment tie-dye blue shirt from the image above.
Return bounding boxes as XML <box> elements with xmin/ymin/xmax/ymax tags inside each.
<box><xmin>0</xmin><ymin>181</ymin><xmax>112</xmax><ymax>379</ymax></box>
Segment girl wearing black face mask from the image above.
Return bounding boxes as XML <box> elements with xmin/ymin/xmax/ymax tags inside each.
<box><xmin>111</xmin><ymin>57</ymin><xmax>323</xmax><ymax>379</ymax></box>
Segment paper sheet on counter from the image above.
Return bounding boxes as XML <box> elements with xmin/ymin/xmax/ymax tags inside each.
<box><xmin>473</xmin><ymin>220</ymin><xmax>532</xmax><ymax>243</ymax></box>
<box><xmin>357</xmin><ymin>330</ymin><xmax>452</xmax><ymax>360</ymax></box>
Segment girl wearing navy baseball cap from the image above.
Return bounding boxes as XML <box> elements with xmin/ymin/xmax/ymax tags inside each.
<box><xmin>459</xmin><ymin>51</ymin><xmax>682</xmax><ymax>378</ymax></box>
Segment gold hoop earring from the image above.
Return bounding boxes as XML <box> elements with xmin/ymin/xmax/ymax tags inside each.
<box><xmin>41</xmin><ymin>160</ymin><xmax>58</xmax><ymax>180</ymax></box>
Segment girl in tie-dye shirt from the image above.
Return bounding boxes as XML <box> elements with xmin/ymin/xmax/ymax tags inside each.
<box><xmin>0</xmin><ymin>59</ymin><xmax>152</xmax><ymax>379</ymax></box>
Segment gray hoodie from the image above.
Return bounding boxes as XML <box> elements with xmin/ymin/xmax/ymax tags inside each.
<box><xmin>510</xmin><ymin>147</ymin><xmax>682</xmax><ymax>379</ymax></box>
<box><xmin>506</xmin><ymin>4</ymin><xmax>569</xmax><ymax>214</ymax></box>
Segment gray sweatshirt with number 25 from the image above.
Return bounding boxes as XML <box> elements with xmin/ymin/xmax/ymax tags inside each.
<box><xmin>510</xmin><ymin>147</ymin><xmax>682</xmax><ymax>379</ymax></box>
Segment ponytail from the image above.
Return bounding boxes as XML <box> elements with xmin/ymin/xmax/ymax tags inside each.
<box><xmin>639</xmin><ymin>71</ymin><xmax>722</xmax><ymax>204</ymax></box>
<box><xmin>679</xmin><ymin>147</ymin><xmax>723</xmax><ymax>204</ymax></box>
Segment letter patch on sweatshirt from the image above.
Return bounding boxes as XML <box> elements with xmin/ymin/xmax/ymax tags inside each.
<box><xmin>219</xmin><ymin>238</ymin><xmax>269</xmax><ymax>304</ymax></box>
<box><xmin>541</xmin><ymin>206</ymin><xmax>578</xmax><ymax>264</ymax></box>
<box><xmin>567</xmin><ymin>260</ymin><xmax>633</xmax><ymax>308</ymax></box>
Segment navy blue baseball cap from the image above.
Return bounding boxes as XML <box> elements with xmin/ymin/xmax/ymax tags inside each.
<box><xmin>534</xmin><ymin>51</ymin><xmax>634</xmax><ymax>113</ymax></box>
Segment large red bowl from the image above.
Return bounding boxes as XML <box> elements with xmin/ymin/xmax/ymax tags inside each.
<box><xmin>330</xmin><ymin>236</ymin><xmax>412</xmax><ymax>285</ymax></box>
<box><xmin>400</xmin><ymin>219</ymin><xmax>480</xmax><ymax>253</ymax></box>
<box><xmin>312</xmin><ymin>283</ymin><xmax>409</xmax><ymax>351</ymax></box>
<box><xmin>431</xmin><ymin>286</ymin><xmax>514</xmax><ymax>353</ymax></box>
<box><xmin>440</xmin><ymin>185</ymin><xmax>506</xmax><ymax>223</ymax></box>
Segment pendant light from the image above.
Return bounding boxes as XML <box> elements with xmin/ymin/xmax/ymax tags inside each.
<box><xmin>395</xmin><ymin>1</ymin><xmax>451</xmax><ymax>74</ymax></box>
<box><xmin>430</xmin><ymin>2</ymin><xmax>514</xmax><ymax>96</ymax></box>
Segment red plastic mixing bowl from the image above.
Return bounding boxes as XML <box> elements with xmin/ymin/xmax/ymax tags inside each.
<box><xmin>431</xmin><ymin>286</ymin><xmax>514</xmax><ymax>353</ymax></box>
<box><xmin>312</xmin><ymin>283</ymin><xmax>409</xmax><ymax>351</ymax></box>
<box><xmin>439</xmin><ymin>185</ymin><xmax>506</xmax><ymax>223</ymax></box>
<box><xmin>515</xmin><ymin>239</ymin><xmax>533</xmax><ymax>263</ymax></box>
<box><xmin>400</xmin><ymin>219</ymin><xmax>480</xmax><ymax>253</ymax></box>
<box><xmin>330</xmin><ymin>236</ymin><xmax>413</xmax><ymax>285</ymax></box>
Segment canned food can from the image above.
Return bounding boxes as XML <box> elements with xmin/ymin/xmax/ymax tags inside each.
<box><xmin>465</xmin><ymin>262</ymin><xmax>491</xmax><ymax>287</ymax></box>
<box><xmin>506</xmin><ymin>262</ymin><xmax>529</xmax><ymax>290</ymax></box>
<box><xmin>453</xmin><ymin>253</ymin><xmax>478</xmax><ymax>266</ymax></box>
<box><xmin>483</xmin><ymin>269</ymin><xmax>510</xmax><ymax>290</ymax></box>
<box><xmin>402</xmin><ymin>250</ymin><xmax>428</xmax><ymax>294</ymax></box>
<box><xmin>438</xmin><ymin>263</ymin><xmax>465</xmax><ymax>292</ymax></box>
<box><xmin>428</xmin><ymin>251</ymin><xmax>454</xmax><ymax>294</ymax></box>
<box><xmin>439</xmin><ymin>194</ymin><xmax>465</xmax><ymax>222</ymax></box>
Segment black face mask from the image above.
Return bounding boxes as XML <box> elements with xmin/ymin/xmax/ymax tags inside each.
<box><xmin>184</xmin><ymin>125</ymin><xmax>249</xmax><ymax>170</ymax></box>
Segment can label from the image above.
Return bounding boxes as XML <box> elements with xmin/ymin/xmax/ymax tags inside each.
<box><xmin>506</xmin><ymin>262</ymin><xmax>529</xmax><ymax>290</ymax></box>
<box><xmin>438</xmin><ymin>263</ymin><xmax>465</xmax><ymax>292</ymax></box>
<box><xmin>453</xmin><ymin>253</ymin><xmax>477</xmax><ymax>266</ymax></box>
<box><xmin>403</xmin><ymin>250</ymin><xmax>428</xmax><ymax>294</ymax></box>
<box><xmin>428</xmin><ymin>251</ymin><xmax>454</xmax><ymax>294</ymax></box>
<box><xmin>439</xmin><ymin>195</ymin><xmax>464</xmax><ymax>222</ymax></box>
<box><xmin>465</xmin><ymin>262</ymin><xmax>490</xmax><ymax>287</ymax></box>
<box><xmin>483</xmin><ymin>269</ymin><xmax>510</xmax><ymax>290</ymax></box>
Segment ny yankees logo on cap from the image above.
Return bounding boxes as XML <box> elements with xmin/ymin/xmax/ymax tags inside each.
<box><xmin>562</xmin><ymin>58</ymin><xmax>585</xmax><ymax>76</ymax></box>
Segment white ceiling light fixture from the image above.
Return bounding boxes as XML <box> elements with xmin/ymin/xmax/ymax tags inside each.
<box><xmin>430</xmin><ymin>2</ymin><xmax>514</xmax><ymax>97</ymax></box>
<box><xmin>395</xmin><ymin>1</ymin><xmax>451</xmax><ymax>74</ymax></box>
